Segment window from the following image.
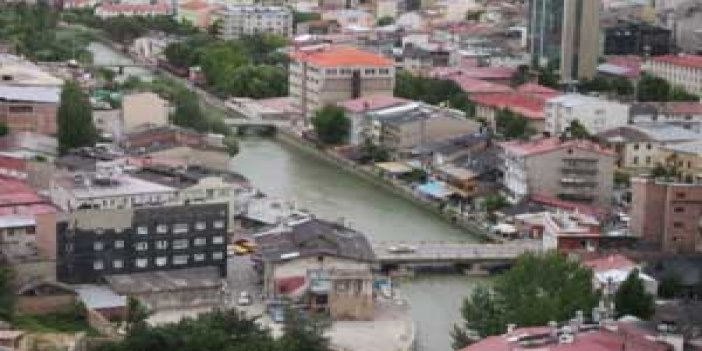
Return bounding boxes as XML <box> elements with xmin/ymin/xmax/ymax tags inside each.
<box><xmin>135</xmin><ymin>242</ymin><xmax>148</xmax><ymax>251</ymax></box>
<box><xmin>156</xmin><ymin>224</ymin><xmax>168</xmax><ymax>234</ymax></box>
<box><xmin>114</xmin><ymin>240</ymin><xmax>124</xmax><ymax>249</ymax></box>
<box><xmin>212</xmin><ymin>236</ymin><xmax>225</xmax><ymax>245</ymax></box>
<box><xmin>646</xmin><ymin>156</ymin><xmax>651</xmax><ymax>164</ymax></box>
<box><xmin>8</xmin><ymin>105</ymin><xmax>32</xmax><ymax>113</ymax></box>
<box><xmin>633</xmin><ymin>156</ymin><xmax>639</xmax><ymax>165</ymax></box>
<box><xmin>212</xmin><ymin>252</ymin><xmax>224</xmax><ymax>260</ymax></box>
<box><xmin>137</xmin><ymin>226</ymin><xmax>148</xmax><ymax>235</ymax></box>
<box><xmin>156</xmin><ymin>240</ymin><xmax>168</xmax><ymax>250</ymax></box>
<box><xmin>193</xmin><ymin>253</ymin><xmax>205</xmax><ymax>262</ymax></box>
<box><xmin>379</xmin><ymin>68</ymin><xmax>390</xmax><ymax>75</ymax></box>
<box><xmin>195</xmin><ymin>221</ymin><xmax>206</xmax><ymax>231</ymax></box>
<box><xmin>676</xmin><ymin>192</ymin><xmax>686</xmax><ymax>199</ymax></box>
<box><xmin>194</xmin><ymin>237</ymin><xmax>206</xmax><ymax>246</ymax></box>
<box><xmin>93</xmin><ymin>260</ymin><xmax>104</xmax><ymax>270</ymax></box>
<box><xmin>674</xmin><ymin>207</ymin><xmax>685</xmax><ymax>213</ymax></box>
<box><xmin>173</xmin><ymin>239</ymin><xmax>189</xmax><ymax>250</ymax></box>
<box><xmin>173</xmin><ymin>255</ymin><xmax>189</xmax><ymax>265</ymax></box>
<box><xmin>93</xmin><ymin>241</ymin><xmax>104</xmax><ymax>251</ymax></box>
<box><xmin>113</xmin><ymin>260</ymin><xmax>123</xmax><ymax>269</ymax></box>
<box><xmin>135</xmin><ymin>258</ymin><xmax>148</xmax><ymax>268</ymax></box>
<box><xmin>172</xmin><ymin>223</ymin><xmax>188</xmax><ymax>234</ymax></box>
<box><xmin>155</xmin><ymin>256</ymin><xmax>167</xmax><ymax>267</ymax></box>
<box><xmin>213</xmin><ymin>220</ymin><xmax>225</xmax><ymax>229</ymax></box>
<box><xmin>673</xmin><ymin>221</ymin><xmax>684</xmax><ymax>228</ymax></box>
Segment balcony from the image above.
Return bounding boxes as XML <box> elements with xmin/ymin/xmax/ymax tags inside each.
<box><xmin>560</xmin><ymin>178</ymin><xmax>597</xmax><ymax>188</ymax></box>
<box><xmin>560</xmin><ymin>167</ymin><xmax>598</xmax><ymax>175</ymax></box>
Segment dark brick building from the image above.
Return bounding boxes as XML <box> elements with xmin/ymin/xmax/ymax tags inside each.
<box><xmin>57</xmin><ymin>203</ymin><xmax>228</xmax><ymax>283</ymax></box>
<box><xmin>604</xmin><ymin>22</ymin><xmax>672</xmax><ymax>56</ymax></box>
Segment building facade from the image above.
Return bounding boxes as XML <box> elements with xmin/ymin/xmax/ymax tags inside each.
<box><xmin>630</xmin><ymin>178</ymin><xmax>702</xmax><ymax>254</ymax></box>
<box><xmin>545</xmin><ymin>94</ymin><xmax>630</xmax><ymax>136</ymax></box>
<box><xmin>644</xmin><ymin>54</ymin><xmax>702</xmax><ymax>96</ymax></box>
<box><xmin>56</xmin><ymin>203</ymin><xmax>228</xmax><ymax>283</ymax></box>
<box><xmin>218</xmin><ymin>5</ymin><xmax>292</xmax><ymax>40</ymax></box>
<box><xmin>500</xmin><ymin>138</ymin><xmax>615</xmax><ymax>208</ymax></box>
<box><xmin>289</xmin><ymin>45</ymin><xmax>395</xmax><ymax>119</ymax></box>
<box><xmin>604</xmin><ymin>22</ymin><xmax>672</xmax><ymax>56</ymax></box>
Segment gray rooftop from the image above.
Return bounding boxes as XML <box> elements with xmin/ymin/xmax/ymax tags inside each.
<box><xmin>105</xmin><ymin>267</ymin><xmax>222</xmax><ymax>294</ymax></box>
<box><xmin>255</xmin><ymin>218</ymin><xmax>375</xmax><ymax>263</ymax></box>
<box><xmin>0</xmin><ymin>86</ymin><xmax>60</xmax><ymax>103</ymax></box>
<box><xmin>597</xmin><ymin>124</ymin><xmax>700</xmax><ymax>143</ymax></box>
<box><xmin>75</xmin><ymin>284</ymin><xmax>127</xmax><ymax>310</ymax></box>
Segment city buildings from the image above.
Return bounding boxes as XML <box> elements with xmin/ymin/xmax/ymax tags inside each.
<box><xmin>471</xmin><ymin>91</ymin><xmax>557</xmax><ymax>133</ymax></box>
<box><xmin>659</xmin><ymin>140</ymin><xmax>702</xmax><ymax>179</ymax></box>
<box><xmin>644</xmin><ymin>54</ymin><xmax>702</xmax><ymax>96</ymax></box>
<box><xmin>545</xmin><ymin>94</ymin><xmax>630</xmax><ymax>136</ymax></box>
<box><xmin>630</xmin><ymin>102</ymin><xmax>702</xmax><ymax>133</ymax></box>
<box><xmin>289</xmin><ymin>45</ymin><xmax>395</xmax><ymax>119</ymax></box>
<box><xmin>630</xmin><ymin>177</ymin><xmax>702</xmax><ymax>254</ymax></box>
<box><xmin>596</xmin><ymin>124</ymin><xmax>700</xmax><ymax>170</ymax></box>
<box><xmin>177</xmin><ymin>0</ymin><xmax>222</xmax><ymax>29</ymax></box>
<box><xmin>528</xmin><ymin>0</ymin><xmax>599</xmax><ymax>80</ymax></box>
<box><xmin>604</xmin><ymin>22</ymin><xmax>672</xmax><ymax>56</ymax></box>
<box><xmin>500</xmin><ymin>137</ymin><xmax>615</xmax><ymax>208</ymax></box>
<box><xmin>56</xmin><ymin>203</ymin><xmax>228</xmax><ymax>283</ymax></box>
<box><xmin>218</xmin><ymin>5</ymin><xmax>292</xmax><ymax>40</ymax></box>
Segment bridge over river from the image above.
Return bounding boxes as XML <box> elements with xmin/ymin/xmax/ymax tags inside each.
<box><xmin>372</xmin><ymin>240</ymin><xmax>543</xmax><ymax>268</ymax></box>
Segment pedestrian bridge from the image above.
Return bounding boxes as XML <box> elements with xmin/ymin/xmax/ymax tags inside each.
<box><xmin>371</xmin><ymin>240</ymin><xmax>542</xmax><ymax>266</ymax></box>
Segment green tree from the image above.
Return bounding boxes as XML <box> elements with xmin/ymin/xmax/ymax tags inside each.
<box><xmin>451</xmin><ymin>286</ymin><xmax>502</xmax><ymax>349</ymax></box>
<box><xmin>172</xmin><ymin>90</ymin><xmax>208</xmax><ymax>132</ymax></box>
<box><xmin>669</xmin><ymin>85</ymin><xmax>699</xmax><ymax>102</ymax></box>
<box><xmin>359</xmin><ymin>139</ymin><xmax>390</xmax><ymax>164</ymax></box>
<box><xmin>564</xmin><ymin>120</ymin><xmax>590</xmax><ymax>139</ymax></box>
<box><xmin>483</xmin><ymin>194</ymin><xmax>507</xmax><ymax>213</ymax></box>
<box><xmin>124</xmin><ymin>296</ymin><xmax>149</xmax><ymax>334</ymax></box>
<box><xmin>57</xmin><ymin>80</ymin><xmax>97</xmax><ymax>154</ymax></box>
<box><xmin>658</xmin><ymin>272</ymin><xmax>683</xmax><ymax>299</ymax></box>
<box><xmin>510</xmin><ymin>65</ymin><xmax>531</xmax><ymax>86</ymax></box>
<box><xmin>207</xmin><ymin>18</ymin><xmax>223</xmax><ymax>37</ymax></box>
<box><xmin>453</xmin><ymin>252</ymin><xmax>598</xmax><ymax>348</ymax></box>
<box><xmin>614</xmin><ymin>269</ymin><xmax>654</xmax><ymax>319</ymax></box>
<box><xmin>394</xmin><ymin>71</ymin><xmax>475</xmax><ymax>117</ymax></box>
<box><xmin>278</xmin><ymin>308</ymin><xmax>331</xmax><ymax>351</ymax></box>
<box><xmin>376</xmin><ymin>16</ymin><xmax>394</xmax><ymax>26</ymax></box>
<box><xmin>0</xmin><ymin>122</ymin><xmax>9</xmax><ymax>137</ymax></box>
<box><xmin>0</xmin><ymin>267</ymin><xmax>14</xmax><ymax>321</ymax></box>
<box><xmin>637</xmin><ymin>74</ymin><xmax>670</xmax><ymax>101</ymax></box>
<box><xmin>464</xmin><ymin>10</ymin><xmax>484</xmax><ymax>21</ymax></box>
<box><xmin>311</xmin><ymin>105</ymin><xmax>350</xmax><ymax>145</ymax></box>
<box><xmin>495</xmin><ymin>109</ymin><xmax>533</xmax><ymax>139</ymax></box>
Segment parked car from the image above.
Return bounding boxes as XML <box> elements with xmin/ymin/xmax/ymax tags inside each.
<box><xmin>235</xmin><ymin>239</ymin><xmax>256</xmax><ymax>252</ymax></box>
<box><xmin>270</xmin><ymin>306</ymin><xmax>285</xmax><ymax>323</ymax></box>
<box><xmin>237</xmin><ymin>291</ymin><xmax>252</xmax><ymax>306</ymax></box>
<box><xmin>386</xmin><ymin>244</ymin><xmax>416</xmax><ymax>254</ymax></box>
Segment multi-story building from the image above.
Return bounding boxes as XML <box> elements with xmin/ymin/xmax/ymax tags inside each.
<box><xmin>528</xmin><ymin>0</ymin><xmax>599</xmax><ymax>80</ymax></box>
<box><xmin>596</xmin><ymin>124</ymin><xmax>699</xmax><ymax>170</ymax></box>
<box><xmin>289</xmin><ymin>45</ymin><xmax>395</xmax><ymax>119</ymax></box>
<box><xmin>630</xmin><ymin>102</ymin><xmax>702</xmax><ymax>133</ymax></box>
<box><xmin>56</xmin><ymin>203</ymin><xmax>228</xmax><ymax>283</ymax></box>
<box><xmin>604</xmin><ymin>22</ymin><xmax>672</xmax><ymax>56</ymax></box>
<box><xmin>500</xmin><ymin>137</ymin><xmax>615</xmax><ymax>208</ymax></box>
<box><xmin>659</xmin><ymin>140</ymin><xmax>702</xmax><ymax>180</ymax></box>
<box><xmin>218</xmin><ymin>5</ymin><xmax>292</xmax><ymax>40</ymax></box>
<box><xmin>545</xmin><ymin>94</ymin><xmax>630</xmax><ymax>136</ymax></box>
<box><xmin>644</xmin><ymin>54</ymin><xmax>702</xmax><ymax>96</ymax></box>
<box><xmin>630</xmin><ymin>177</ymin><xmax>702</xmax><ymax>254</ymax></box>
<box><xmin>363</xmin><ymin>101</ymin><xmax>481</xmax><ymax>154</ymax></box>
<box><xmin>542</xmin><ymin>210</ymin><xmax>602</xmax><ymax>252</ymax></box>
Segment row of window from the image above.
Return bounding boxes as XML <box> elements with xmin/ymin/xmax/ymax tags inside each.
<box><xmin>135</xmin><ymin>220</ymin><xmax>225</xmax><ymax>235</ymax></box>
<box><xmin>92</xmin><ymin>252</ymin><xmax>224</xmax><ymax>270</ymax></box>
<box><xmin>93</xmin><ymin>236</ymin><xmax>225</xmax><ymax>251</ymax></box>
<box><xmin>324</xmin><ymin>68</ymin><xmax>391</xmax><ymax>76</ymax></box>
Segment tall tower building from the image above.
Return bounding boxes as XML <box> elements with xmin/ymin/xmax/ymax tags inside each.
<box><xmin>528</xmin><ymin>0</ymin><xmax>600</xmax><ymax>82</ymax></box>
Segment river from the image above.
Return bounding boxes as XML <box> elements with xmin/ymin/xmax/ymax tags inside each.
<box><xmin>88</xmin><ymin>42</ymin><xmax>485</xmax><ymax>351</ymax></box>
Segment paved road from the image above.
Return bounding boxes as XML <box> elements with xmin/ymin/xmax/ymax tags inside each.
<box><xmin>372</xmin><ymin>240</ymin><xmax>543</xmax><ymax>263</ymax></box>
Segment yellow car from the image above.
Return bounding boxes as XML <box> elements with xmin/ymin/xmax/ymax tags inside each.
<box><xmin>228</xmin><ymin>244</ymin><xmax>250</xmax><ymax>256</ymax></box>
<box><xmin>235</xmin><ymin>239</ymin><xmax>256</xmax><ymax>252</ymax></box>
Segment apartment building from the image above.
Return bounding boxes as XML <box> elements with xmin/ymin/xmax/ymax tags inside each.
<box><xmin>644</xmin><ymin>54</ymin><xmax>702</xmax><ymax>96</ymax></box>
<box><xmin>659</xmin><ymin>140</ymin><xmax>702</xmax><ymax>180</ymax></box>
<box><xmin>289</xmin><ymin>45</ymin><xmax>395</xmax><ymax>119</ymax></box>
<box><xmin>500</xmin><ymin>137</ymin><xmax>615</xmax><ymax>208</ymax></box>
<box><xmin>542</xmin><ymin>210</ymin><xmax>602</xmax><ymax>252</ymax></box>
<box><xmin>56</xmin><ymin>203</ymin><xmax>228</xmax><ymax>283</ymax></box>
<box><xmin>604</xmin><ymin>22</ymin><xmax>672</xmax><ymax>56</ymax></box>
<box><xmin>363</xmin><ymin>101</ymin><xmax>481</xmax><ymax>154</ymax></box>
<box><xmin>545</xmin><ymin>94</ymin><xmax>630</xmax><ymax>136</ymax></box>
<box><xmin>218</xmin><ymin>5</ymin><xmax>292</xmax><ymax>40</ymax></box>
<box><xmin>630</xmin><ymin>102</ymin><xmax>702</xmax><ymax>132</ymax></box>
<box><xmin>630</xmin><ymin>177</ymin><xmax>702</xmax><ymax>254</ymax></box>
<box><xmin>596</xmin><ymin>124</ymin><xmax>699</xmax><ymax>170</ymax></box>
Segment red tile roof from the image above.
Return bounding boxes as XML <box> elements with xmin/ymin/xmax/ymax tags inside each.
<box><xmin>448</xmin><ymin>76</ymin><xmax>513</xmax><ymax>94</ymax></box>
<box><xmin>583</xmin><ymin>254</ymin><xmax>637</xmax><ymax>272</ymax></box>
<box><xmin>338</xmin><ymin>94</ymin><xmax>410</xmax><ymax>113</ymax></box>
<box><xmin>0</xmin><ymin>176</ymin><xmax>55</xmax><ymax>216</ymax></box>
<box><xmin>661</xmin><ymin>101</ymin><xmax>702</xmax><ymax>114</ymax></box>
<box><xmin>500</xmin><ymin>137</ymin><xmax>617</xmax><ymax>157</ymax></box>
<box><xmin>651</xmin><ymin>54</ymin><xmax>702</xmax><ymax>69</ymax></box>
<box><xmin>606</xmin><ymin>55</ymin><xmax>642</xmax><ymax>78</ymax></box>
<box><xmin>289</xmin><ymin>45</ymin><xmax>393</xmax><ymax>67</ymax></box>
<box><xmin>179</xmin><ymin>0</ymin><xmax>209</xmax><ymax>11</ymax></box>
<box><xmin>470</xmin><ymin>92</ymin><xmax>549</xmax><ymax>120</ymax></box>
<box><xmin>460</xmin><ymin>323</ymin><xmax>670</xmax><ymax>351</ymax></box>
<box><xmin>0</xmin><ymin>155</ymin><xmax>26</xmax><ymax>173</ymax></box>
<box><xmin>516</xmin><ymin>82</ymin><xmax>560</xmax><ymax>97</ymax></box>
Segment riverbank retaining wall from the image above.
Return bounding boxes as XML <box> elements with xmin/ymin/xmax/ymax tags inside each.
<box><xmin>275</xmin><ymin>129</ymin><xmax>498</xmax><ymax>242</ymax></box>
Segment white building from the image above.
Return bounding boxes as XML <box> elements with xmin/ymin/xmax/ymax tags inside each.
<box><xmin>644</xmin><ymin>54</ymin><xmax>702</xmax><ymax>96</ymax></box>
<box><xmin>218</xmin><ymin>5</ymin><xmax>292</xmax><ymax>40</ymax></box>
<box><xmin>545</xmin><ymin>94</ymin><xmax>630</xmax><ymax>135</ymax></box>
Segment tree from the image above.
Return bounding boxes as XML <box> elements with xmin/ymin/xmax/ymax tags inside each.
<box><xmin>376</xmin><ymin>16</ymin><xmax>394</xmax><ymax>26</ymax></box>
<box><xmin>483</xmin><ymin>194</ymin><xmax>507</xmax><ymax>213</ymax></box>
<box><xmin>172</xmin><ymin>90</ymin><xmax>209</xmax><ymax>132</ymax></box>
<box><xmin>614</xmin><ymin>269</ymin><xmax>655</xmax><ymax>319</ymax></box>
<box><xmin>511</xmin><ymin>65</ymin><xmax>531</xmax><ymax>86</ymax></box>
<box><xmin>669</xmin><ymin>86</ymin><xmax>699</xmax><ymax>102</ymax></box>
<box><xmin>359</xmin><ymin>139</ymin><xmax>390</xmax><ymax>164</ymax></box>
<box><xmin>564</xmin><ymin>120</ymin><xmax>590</xmax><ymax>139</ymax></box>
<box><xmin>57</xmin><ymin>80</ymin><xmax>97</xmax><ymax>154</ymax></box>
<box><xmin>311</xmin><ymin>105</ymin><xmax>350</xmax><ymax>145</ymax></box>
<box><xmin>124</xmin><ymin>296</ymin><xmax>149</xmax><ymax>334</ymax></box>
<box><xmin>0</xmin><ymin>267</ymin><xmax>14</xmax><ymax>321</ymax></box>
<box><xmin>658</xmin><ymin>272</ymin><xmax>683</xmax><ymax>299</ymax></box>
<box><xmin>277</xmin><ymin>308</ymin><xmax>331</xmax><ymax>351</ymax></box>
<box><xmin>0</xmin><ymin>122</ymin><xmax>8</xmax><ymax>137</ymax></box>
<box><xmin>495</xmin><ymin>109</ymin><xmax>533</xmax><ymax>139</ymax></box>
<box><xmin>453</xmin><ymin>252</ymin><xmax>598</xmax><ymax>349</ymax></box>
<box><xmin>394</xmin><ymin>71</ymin><xmax>475</xmax><ymax>117</ymax></box>
<box><xmin>207</xmin><ymin>18</ymin><xmax>223</xmax><ymax>37</ymax></box>
<box><xmin>451</xmin><ymin>286</ymin><xmax>502</xmax><ymax>349</ymax></box>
